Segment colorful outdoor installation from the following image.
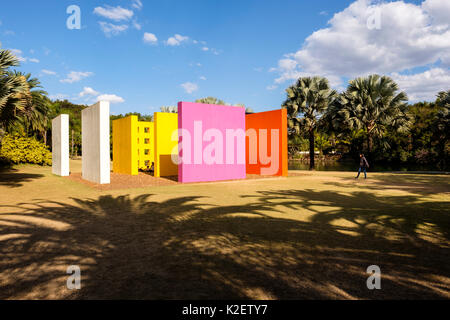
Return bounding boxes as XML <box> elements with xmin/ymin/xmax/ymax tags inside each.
<box><xmin>54</xmin><ymin>101</ymin><xmax>288</xmax><ymax>185</ymax></box>
<box><xmin>112</xmin><ymin>115</ymin><xmax>154</xmax><ymax>175</ymax></box>
<box><xmin>154</xmin><ymin>112</ymin><xmax>178</xmax><ymax>177</ymax></box>
<box><xmin>245</xmin><ymin>109</ymin><xmax>288</xmax><ymax>176</ymax></box>
<box><xmin>177</xmin><ymin>102</ymin><xmax>246</xmax><ymax>183</ymax></box>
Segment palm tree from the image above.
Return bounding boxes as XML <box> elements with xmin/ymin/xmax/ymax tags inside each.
<box><xmin>195</xmin><ymin>97</ymin><xmax>226</xmax><ymax>105</ymax></box>
<box><xmin>233</xmin><ymin>103</ymin><xmax>254</xmax><ymax>114</ymax></box>
<box><xmin>327</xmin><ymin>75</ymin><xmax>410</xmax><ymax>160</ymax></box>
<box><xmin>0</xmin><ymin>49</ymin><xmax>30</xmax><ymax>133</ymax></box>
<box><xmin>433</xmin><ymin>89</ymin><xmax>450</xmax><ymax>168</ymax></box>
<box><xmin>436</xmin><ymin>90</ymin><xmax>450</xmax><ymax>108</ymax></box>
<box><xmin>6</xmin><ymin>71</ymin><xmax>50</xmax><ymax>141</ymax></box>
<box><xmin>282</xmin><ymin>76</ymin><xmax>337</xmax><ymax>170</ymax></box>
<box><xmin>160</xmin><ymin>106</ymin><xmax>177</xmax><ymax>113</ymax></box>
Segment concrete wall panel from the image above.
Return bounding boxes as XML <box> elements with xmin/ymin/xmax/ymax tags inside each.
<box><xmin>51</xmin><ymin>114</ymin><xmax>69</xmax><ymax>176</ymax></box>
<box><xmin>82</xmin><ymin>101</ymin><xmax>110</xmax><ymax>184</ymax></box>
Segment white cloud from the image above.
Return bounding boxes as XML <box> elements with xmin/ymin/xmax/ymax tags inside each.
<box><xmin>199</xmin><ymin>76</ymin><xmax>207</xmax><ymax>81</ymax></box>
<box><xmin>79</xmin><ymin>87</ymin><xmax>99</xmax><ymax>97</ymax></box>
<box><xmin>391</xmin><ymin>68</ymin><xmax>450</xmax><ymax>101</ymax></box>
<box><xmin>10</xmin><ymin>49</ymin><xmax>26</xmax><ymax>62</ymax></box>
<box><xmin>143</xmin><ymin>32</ymin><xmax>158</xmax><ymax>44</ymax></box>
<box><xmin>181</xmin><ymin>82</ymin><xmax>198</xmax><ymax>94</ymax></box>
<box><xmin>60</xmin><ymin>71</ymin><xmax>93</xmax><ymax>84</ymax></box>
<box><xmin>166</xmin><ymin>34</ymin><xmax>189</xmax><ymax>46</ymax></box>
<box><xmin>211</xmin><ymin>48</ymin><xmax>221</xmax><ymax>55</ymax></box>
<box><xmin>422</xmin><ymin>0</ymin><xmax>450</xmax><ymax>27</ymax></box>
<box><xmin>270</xmin><ymin>0</ymin><xmax>450</xmax><ymax>100</ymax></box>
<box><xmin>132</xmin><ymin>20</ymin><xmax>142</xmax><ymax>30</ymax></box>
<box><xmin>99</xmin><ymin>22</ymin><xmax>128</xmax><ymax>37</ymax></box>
<box><xmin>97</xmin><ymin>94</ymin><xmax>125</xmax><ymax>104</ymax></box>
<box><xmin>93</xmin><ymin>5</ymin><xmax>133</xmax><ymax>21</ymax></box>
<box><xmin>49</xmin><ymin>93</ymin><xmax>69</xmax><ymax>100</ymax></box>
<box><xmin>266</xmin><ymin>85</ymin><xmax>278</xmax><ymax>91</ymax></box>
<box><xmin>132</xmin><ymin>0</ymin><xmax>143</xmax><ymax>10</ymax></box>
<box><xmin>202</xmin><ymin>47</ymin><xmax>209</xmax><ymax>51</ymax></box>
<box><xmin>41</xmin><ymin>69</ymin><xmax>57</xmax><ymax>76</ymax></box>
<box><xmin>9</xmin><ymin>49</ymin><xmax>39</xmax><ymax>63</ymax></box>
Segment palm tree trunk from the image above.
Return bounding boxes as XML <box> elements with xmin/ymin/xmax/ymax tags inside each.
<box><xmin>309</xmin><ymin>129</ymin><xmax>315</xmax><ymax>170</ymax></box>
<box><xmin>367</xmin><ymin>133</ymin><xmax>373</xmax><ymax>161</ymax></box>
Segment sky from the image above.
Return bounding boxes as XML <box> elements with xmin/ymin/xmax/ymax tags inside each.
<box><xmin>0</xmin><ymin>0</ymin><xmax>449</xmax><ymax>115</ymax></box>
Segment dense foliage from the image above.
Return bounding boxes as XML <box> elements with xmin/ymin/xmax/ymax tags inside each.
<box><xmin>0</xmin><ymin>134</ymin><xmax>51</xmax><ymax>165</ymax></box>
<box><xmin>286</xmin><ymin>78</ymin><xmax>449</xmax><ymax>170</ymax></box>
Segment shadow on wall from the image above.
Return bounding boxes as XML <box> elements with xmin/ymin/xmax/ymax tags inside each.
<box><xmin>0</xmin><ymin>183</ymin><xmax>449</xmax><ymax>299</ymax></box>
<box><xmin>0</xmin><ymin>168</ymin><xmax>44</xmax><ymax>188</ymax></box>
<box><xmin>159</xmin><ymin>154</ymin><xmax>178</xmax><ymax>177</ymax></box>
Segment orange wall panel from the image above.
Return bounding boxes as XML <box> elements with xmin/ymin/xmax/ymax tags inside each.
<box><xmin>245</xmin><ymin>109</ymin><xmax>288</xmax><ymax>176</ymax></box>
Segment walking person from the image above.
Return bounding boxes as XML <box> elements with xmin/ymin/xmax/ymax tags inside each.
<box><xmin>355</xmin><ymin>153</ymin><xmax>369</xmax><ymax>179</ymax></box>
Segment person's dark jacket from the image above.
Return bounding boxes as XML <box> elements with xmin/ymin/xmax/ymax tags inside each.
<box><xmin>360</xmin><ymin>156</ymin><xmax>369</xmax><ymax>168</ymax></box>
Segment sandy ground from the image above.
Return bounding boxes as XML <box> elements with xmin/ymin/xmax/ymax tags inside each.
<box><xmin>0</xmin><ymin>160</ymin><xmax>449</xmax><ymax>299</ymax></box>
<box><xmin>64</xmin><ymin>161</ymin><xmax>307</xmax><ymax>191</ymax></box>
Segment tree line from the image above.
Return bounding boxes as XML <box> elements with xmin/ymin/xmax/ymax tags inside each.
<box><xmin>1</xmin><ymin>47</ymin><xmax>448</xmax><ymax>170</ymax></box>
<box><xmin>282</xmin><ymin>76</ymin><xmax>449</xmax><ymax>170</ymax></box>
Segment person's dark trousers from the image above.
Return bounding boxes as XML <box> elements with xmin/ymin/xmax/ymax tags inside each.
<box><xmin>356</xmin><ymin>166</ymin><xmax>367</xmax><ymax>179</ymax></box>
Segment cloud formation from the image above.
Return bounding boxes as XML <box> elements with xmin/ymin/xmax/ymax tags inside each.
<box><xmin>41</xmin><ymin>69</ymin><xmax>57</xmax><ymax>76</ymax></box>
<box><xmin>98</xmin><ymin>22</ymin><xmax>129</xmax><ymax>37</ymax></box>
<box><xmin>97</xmin><ymin>94</ymin><xmax>125</xmax><ymax>104</ymax></box>
<box><xmin>93</xmin><ymin>6</ymin><xmax>133</xmax><ymax>21</ymax></box>
<box><xmin>143</xmin><ymin>32</ymin><xmax>158</xmax><ymax>44</ymax></box>
<box><xmin>79</xmin><ymin>87</ymin><xmax>99</xmax><ymax>97</ymax></box>
<box><xmin>60</xmin><ymin>71</ymin><xmax>93</xmax><ymax>84</ymax></box>
<box><xmin>166</xmin><ymin>34</ymin><xmax>189</xmax><ymax>46</ymax></box>
<box><xmin>270</xmin><ymin>0</ymin><xmax>450</xmax><ymax>101</ymax></box>
<box><xmin>181</xmin><ymin>82</ymin><xmax>198</xmax><ymax>94</ymax></box>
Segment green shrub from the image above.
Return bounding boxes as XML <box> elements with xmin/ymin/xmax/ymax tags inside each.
<box><xmin>0</xmin><ymin>134</ymin><xmax>52</xmax><ymax>166</ymax></box>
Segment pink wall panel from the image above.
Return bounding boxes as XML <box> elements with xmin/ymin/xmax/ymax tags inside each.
<box><xmin>178</xmin><ymin>101</ymin><xmax>246</xmax><ymax>183</ymax></box>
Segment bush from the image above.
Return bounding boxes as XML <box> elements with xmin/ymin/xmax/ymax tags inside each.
<box><xmin>0</xmin><ymin>134</ymin><xmax>52</xmax><ymax>166</ymax></box>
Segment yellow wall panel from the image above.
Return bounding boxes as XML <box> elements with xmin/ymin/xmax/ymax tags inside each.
<box><xmin>154</xmin><ymin>112</ymin><xmax>178</xmax><ymax>177</ymax></box>
<box><xmin>112</xmin><ymin>115</ymin><xmax>138</xmax><ymax>175</ymax></box>
<box><xmin>137</xmin><ymin>121</ymin><xmax>154</xmax><ymax>169</ymax></box>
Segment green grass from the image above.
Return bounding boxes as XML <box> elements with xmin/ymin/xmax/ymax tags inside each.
<box><xmin>0</xmin><ymin>161</ymin><xmax>449</xmax><ymax>299</ymax></box>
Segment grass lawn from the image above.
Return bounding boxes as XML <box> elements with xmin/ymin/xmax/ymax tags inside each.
<box><xmin>0</xmin><ymin>160</ymin><xmax>449</xmax><ymax>299</ymax></box>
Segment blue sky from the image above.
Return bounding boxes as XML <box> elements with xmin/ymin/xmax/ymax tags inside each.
<box><xmin>1</xmin><ymin>0</ymin><xmax>449</xmax><ymax>115</ymax></box>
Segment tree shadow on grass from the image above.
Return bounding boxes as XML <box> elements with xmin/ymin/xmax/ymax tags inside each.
<box><xmin>326</xmin><ymin>174</ymin><xmax>450</xmax><ymax>196</ymax></box>
<box><xmin>0</xmin><ymin>167</ymin><xmax>44</xmax><ymax>188</ymax></box>
<box><xmin>0</xmin><ymin>189</ymin><xmax>449</xmax><ymax>299</ymax></box>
